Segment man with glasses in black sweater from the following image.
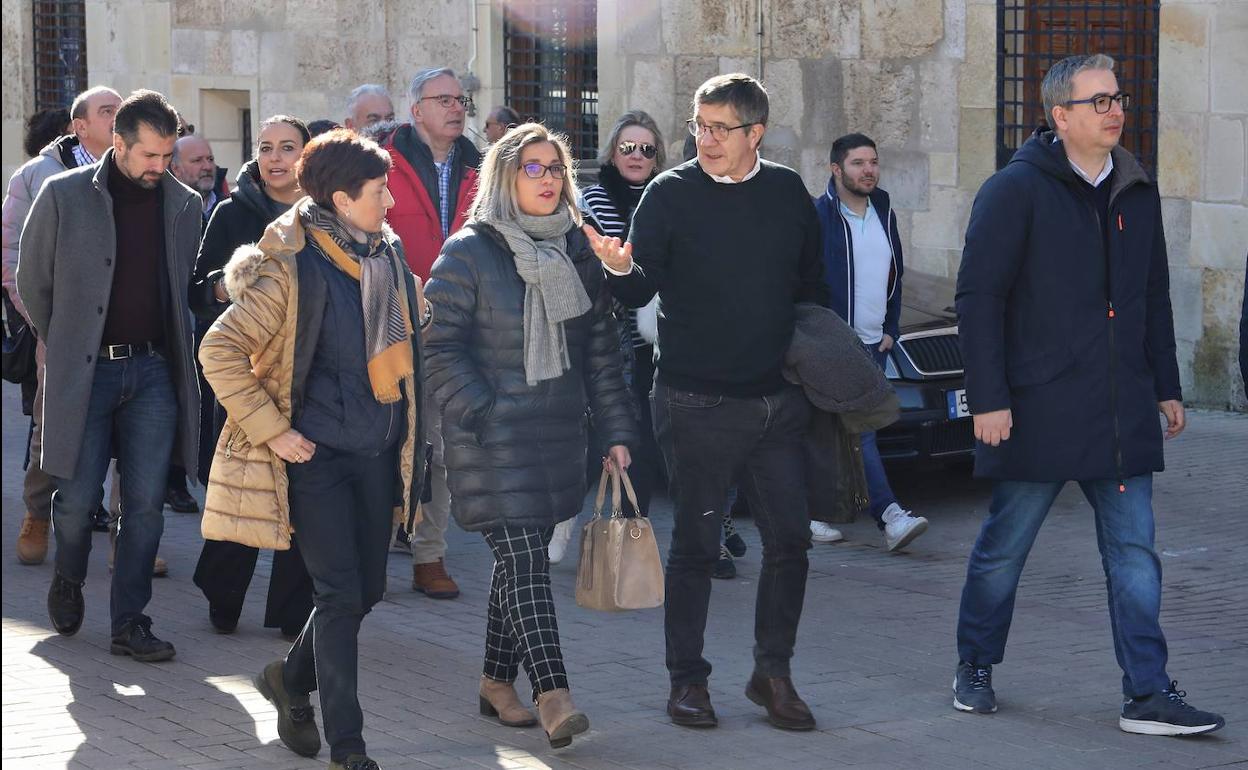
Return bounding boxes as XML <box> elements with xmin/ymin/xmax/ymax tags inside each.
<box><xmin>585</xmin><ymin>73</ymin><xmax>828</xmax><ymax>732</ymax></box>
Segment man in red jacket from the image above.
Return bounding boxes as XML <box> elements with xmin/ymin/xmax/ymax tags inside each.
<box><xmin>379</xmin><ymin>66</ymin><xmax>482</xmax><ymax>600</ymax></box>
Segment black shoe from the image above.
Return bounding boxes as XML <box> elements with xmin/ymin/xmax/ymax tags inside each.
<box><xmin>1120</xmin><ymin>681</ymin><xmax>1225</xmax><ymax>736</ymax></box>
<box><xmin>953</xmin><ymin>661</ymin><xmax>997</xmax><ymax>714</ymax></box>
<box><xmin>91</xmin><ymin>504</ymin><xmax>111</xmax><ymax>533</ymax></box>
<box><xmin>48</xmin><ymin>573</ymin><xmax>85</xmax><ymax>635</ymax></box>
<box><xmin>724</xmin><ymin>531</ymin><xmax>747</xmax><ymax>558</ymax></box>
<box><xmin>667</xmin><ymin>684</ymin><xmax>718</xmax><ymax>728</ymax></box>
<box><xmin>208</xmin><ymin>604</ymin><xmax>238</xmax><ymax>634</ymax></box>
<box><xmin>329</xmin><ymin>755</ymin><xmax>380</xmax><ymax>770</ymax></box>
<box><xmin>165</xmin><ymin>487</ymin><xmax>199</xmax><ymax>513</ymax></box>
<box><xmin>712</xmin><ymin>545</ymin><xmax>736</xmax><ymax>579</ymax></box>
<box><xmin>254</xmin><ymin>660</ymin><xmax>321</xmax><ymax>757</ymax></box>
<box><xmin>110</xmin><ymin>615</ymin><xmax>176</xmax><ymax>662</ymax></box>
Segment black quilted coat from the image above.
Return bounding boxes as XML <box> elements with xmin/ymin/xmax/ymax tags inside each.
<box><xmin>423</xmin><ymin>223</ymin><xmax>638</xmax><ymax>532</ymax></box>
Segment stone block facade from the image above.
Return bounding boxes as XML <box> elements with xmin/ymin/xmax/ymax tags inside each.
<box><xmin>1</xmin><ymin>0</ymin><xmax>1242</xmax><ymax>409</ymax></box>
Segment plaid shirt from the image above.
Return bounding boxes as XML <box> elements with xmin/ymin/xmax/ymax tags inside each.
<box><xmin>71</xmin><ymin>143</ymin><xmax>97</xmax><ymax>168</ymax></box>
<box><xmin>434</xmin><ymin>143</ymin><xmax>458</xmax><ymax>239</ymax></box>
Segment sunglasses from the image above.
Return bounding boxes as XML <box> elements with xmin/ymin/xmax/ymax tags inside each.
<box><xmin>617</xmin><ymin>141</ymin><xmax>657</xmax><ymax>159</ymax></box>
<box><xmin>521</xmin><ymin>161</ymin><xmax>567</xmax><ymax>180</ymax></box>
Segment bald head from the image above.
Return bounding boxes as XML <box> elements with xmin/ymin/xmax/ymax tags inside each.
<box><xmin>70</xmin><ymin>86</ymin><xmax>122</xmax><ymax>158</ymax></box>
<box><xmin>171</xmin><ymin>134</ymin><xmax>217</xmax><ymax>196</ymax></box>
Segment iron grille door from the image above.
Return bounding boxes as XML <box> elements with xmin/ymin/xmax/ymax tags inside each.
<box><xmin>33</xmin><ymin>0</ymin><xmax>88</xmax><ymax>112</ymax></box>
<box><xmin>998</xmin><ymin>0</ymin><xmax>1159</xmax><ymax>174</ymax></box>
<box><xmin>503</xmin><ymin>0</ymin><xmax>598</xmax><ymax>161</ymax></box>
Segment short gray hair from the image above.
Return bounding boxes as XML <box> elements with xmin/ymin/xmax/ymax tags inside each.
<box><xmin>346</xmin><ymin>84</ymin><xmax>391</xmax><ymax>117</ymax></box>
<box><xmin>408</xmin><ymin>67</ymin><xmax>456</xmax><ymax>103</ymax></box>
<box><xmin>693</xmin><ymin>73</ymin><xmax>769</xmax><ymax>128</ymax></box>
<box><xmin>1041</xmin><ymin>54</ymin><xmax>1116</xmax><ymax>124</ymax></box>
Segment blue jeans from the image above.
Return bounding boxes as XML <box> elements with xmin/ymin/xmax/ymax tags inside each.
<box><xmin>862</xmin><ymin>343</ymin><xmax>898</xmax><ymax>526</ymax></box>
<box><xmin>51</xmin><ymin>352</ymin><xmax>178</xmax><ymax>635</ymax></box>
<box><xmin>956</xmin><ymin>475</ymin><xmax>1170</xmax><ymax>697</ymax></box>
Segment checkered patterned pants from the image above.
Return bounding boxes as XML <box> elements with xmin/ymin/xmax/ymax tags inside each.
<box><xmin>482</xmin><ymin>526</ymin><xmax>569</xmax><ymax>697</ymax></box>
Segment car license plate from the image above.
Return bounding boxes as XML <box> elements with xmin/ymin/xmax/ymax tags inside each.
<box><xmin>946</xmin><ymin>388</ymin><xmax>970</xmax><ymax>419</ymax></box>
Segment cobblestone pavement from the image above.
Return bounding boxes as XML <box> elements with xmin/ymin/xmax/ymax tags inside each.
<box><xmin>3</xmin><ymin>382</ymin><xmax>1246</xmax><ymax>769</ymax></box>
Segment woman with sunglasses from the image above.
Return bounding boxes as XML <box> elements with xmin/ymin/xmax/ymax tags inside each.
<box><xmin>424</xmin><ymin>122</ymin><xmax>637</xmax><ymax>748</ymax></box>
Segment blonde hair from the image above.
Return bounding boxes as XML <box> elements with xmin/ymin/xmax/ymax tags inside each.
<box><xmin>468</xmin><ymin>122</ymin><xmax>583</xmax><ymax>225</ymax></box>
<box><xmin>597</xmin><ymin>109</ymin><xmax>667</xmax><ymax>171</ymax></box>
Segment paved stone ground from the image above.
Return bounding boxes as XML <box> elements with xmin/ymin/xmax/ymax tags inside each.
<box><xmin>3</xmin><ymin>382</ymin><xmax>1247</xmax><ymax>770</ymax></box>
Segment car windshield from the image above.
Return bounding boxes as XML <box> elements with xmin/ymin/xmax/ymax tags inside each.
<box><xmin>900</xmin><ymin>270</ymin><xmax>958</xmax><ymax>326</ymax></box>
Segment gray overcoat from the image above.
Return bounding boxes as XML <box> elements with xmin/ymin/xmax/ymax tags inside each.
<box><xmin>16</xmin><ymin>150</ymin><xmax>202</xmax><ymax>481</ymax></box>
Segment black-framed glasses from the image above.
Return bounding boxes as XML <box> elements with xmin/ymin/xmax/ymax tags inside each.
<box><xmin>1064</xmin><ymin>91</ymin><xmax>1131</xmax><ymax>114</ymax></box>
<box><xmin>420</xmin><ymin>94</ymin><xmax>473</xmax><ymax>110</ymax></box>
<box><xmin>521</xmin><ymin>161</ymin><xmax>567</xmax><ymax>180</ymax></box>
<box><xmin>686</xmin><ymin>119</ymin><xmax>755</xmax><ymax>142</ymax></box>
<box><xmin>617</xmin><ymin>141</ymin><xmax>657</xmax><ymax>159</ymax></box>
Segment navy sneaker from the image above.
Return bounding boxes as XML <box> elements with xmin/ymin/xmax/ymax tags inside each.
<box><xmin>953</xmin><ymin>661</ymin><xmax>996</xmax><ymax>714</ymax></box>
<box><xmin>1120</xmin><ymin>681</ymin><xmax>1225</xmax><ymax>736</ymax></box>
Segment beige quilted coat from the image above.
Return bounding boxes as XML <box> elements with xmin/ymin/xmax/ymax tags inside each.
<box><xmin>198</xmin><ymin>204</ymin><xmax>424</xmax><ymax>550</ymax></box>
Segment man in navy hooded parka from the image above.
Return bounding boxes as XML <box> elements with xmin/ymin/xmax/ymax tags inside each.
<box><xmin>951</xmin><ymin>54</ymin><xmax>1224</xmax><ymax>736</ymax></box>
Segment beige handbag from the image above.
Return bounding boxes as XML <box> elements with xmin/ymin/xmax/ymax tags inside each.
<box><xmin>575</xmin><ymin>465</ymin><xmax>665</xmax><ymax>611</ymax></box>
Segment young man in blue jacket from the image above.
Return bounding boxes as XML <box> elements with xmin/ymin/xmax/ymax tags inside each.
<box><xmin>953</xmin><ymin>54</ymin><xmax>1223</xmax><ymax>735</ymax></box>
<box><xmin>813</xmin><ymin>133</ymin><xmax>929</xmax><ymax>551</ymax></box>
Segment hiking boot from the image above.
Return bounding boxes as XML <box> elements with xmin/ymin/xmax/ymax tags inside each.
<box><xmin>328</xmin><ymin>755</ymin><xmax>380</xmax><ymax>770</ymax></box>
<box><xmin>548</xmin><ymin>518</ymin><xmax>574</xmax><ymax>564</ymax></box>
<box><xmin>165</xmin><ymin>487</ymin><xmax>199</xmax><ymax>513</ymax></box>
<box><xmin>110</xmin><ymin>615</ymin><xmax>176</xmax><ymax>662</ymax></box>
<box><xmin>1119</xmin><ymin>681</ymin><xmax>1225</xmax><ymax>736</ymax></box>
<box><xmin>712</xmin><ymin>545</ymin><xmax>735</xmax><ymax>579</ymax></box>
<box><xmin>48</xmin><ymin>572</ymin><xmax>85</xmax><ymax>635</ymax></box>
<box><xmin>953</xmin><ymin>661</ymin><xmax>997</xmax><ymax>713</ymax></box>
<box><xmin>881</xmin><ymin>503</ymin><xmax>928</xmax><ymax>552</ymax></box>
<box><xmin>412</xmin><ymin>558</ymin><xmax>460</xmax><ymax>599</ymax></box>
<box><xmin>810</xmin><ymin>521</ymin><xmax>844</xmax><ymax>543</ymax></box>
<box><xmin>17</xmin><ymin>514</ymin><xmax>50</xmax><ymax>565</ymax></box>
<box><xmin>254</xmin><ymin>660</ymin><xmax>321</xmax><ymax>757</ymax></box>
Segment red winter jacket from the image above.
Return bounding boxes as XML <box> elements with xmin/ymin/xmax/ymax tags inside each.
<box><xmin>382</xmin><ymin>127</ymin><xmax>480</xmax><ymax>280</ymax></box>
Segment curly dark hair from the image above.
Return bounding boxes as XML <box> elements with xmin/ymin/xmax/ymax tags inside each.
<box><xmin>24</xmin><ymin>107</ymin><xmax>71</xmax><ymax>157</ymax></box>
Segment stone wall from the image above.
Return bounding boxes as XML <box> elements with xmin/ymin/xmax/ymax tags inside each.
<box><xmin>1158</xmin><ymin>0</ymin><xmax>1247</xmax><ymax>409</ymax></box>
<box><xmin>1</xmin><ymin>0</ymin><xmax>34</xmax><ymax>182</ymax></box>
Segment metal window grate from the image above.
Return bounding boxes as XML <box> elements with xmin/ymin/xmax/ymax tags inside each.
<box><xmin>997</xmin><ymin>0</ymin><xmax>1159</xmax><ymax>174</ymax></box>
<box><xmin>33</xmin><ymin>0</ymin><xmax>88</xmax><ymax>112</ymax></box>
<box><xmin>503</xmin><ymin>0</ymin><xmax>598</xmax><ymax>161</ymax></box>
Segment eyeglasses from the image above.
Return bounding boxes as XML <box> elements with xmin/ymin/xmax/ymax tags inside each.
<box><xmin>419</xmin><ymin>94</ymin><xmax>473</xmax><ymax>110</ymax></box>
<box><xmin>1063</xmin><ymin>92</ymin><xmax>1131</xmax><ymax>114</ymax></box>
<box><xmin>521</xmin><ymin>161</ymin><xmax>567</xmax><ymax>180</ymax></box>
<box><xmin>686</xmin><ymin>119</ymin><xmax>755</xmax><ymax>142</ymax></box>
<box><xmin>617</xmin><ymin>141</ymin><xmax>657</xmax><ymax>159</ymax></box>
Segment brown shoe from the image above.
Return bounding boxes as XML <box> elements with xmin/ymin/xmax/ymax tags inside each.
<box><xmin>16</xmin><ymin>514</ymin><xmax>50</xmax><ymax>565</ymax></box>
<box><xmin>667</xmin><ymin>683</ymin><xmax>718</xmax><ymax>728</ymax></box>
<box><xmin>479</xmin><ymin>676</ymin><xmax>538</xmax><ymax>727</ymax></box>
<box><xmin>745</xmin><ymin>672</ymin><xmax>816</xmax><ymax>731</ymax></box>
<box><xmin>412</xmin><ymin>558</ymin><xmax>459</xmax><ymax>599</ymax></box>
<box><xmin>536</xmin><ymin>688</ymin><xmax>589</xmax><ymax>748</ymax></box>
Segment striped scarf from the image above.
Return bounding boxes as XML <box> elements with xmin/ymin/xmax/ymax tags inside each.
<box><xmin>301</xmin><ymin>202</ymin><xmax>412</xmax><ymax>404</ymax></box>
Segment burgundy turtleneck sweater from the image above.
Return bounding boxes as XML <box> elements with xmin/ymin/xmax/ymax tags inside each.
<box><xmin>103</xmin><ymin>158</ymin><xmax>164</xmax><ymax>347</ymax></box>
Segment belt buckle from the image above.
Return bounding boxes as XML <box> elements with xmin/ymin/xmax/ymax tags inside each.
<box><xmin>105</xmin><ymin>343</ymin><xmax>127</xmax><ymax>359</ymax></box>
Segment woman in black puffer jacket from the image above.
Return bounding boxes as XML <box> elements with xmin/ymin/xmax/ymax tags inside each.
<box><xmin>188</xmin><ymin>115</ymin><xmax>313</xmax><ymax>639</ymax></box>
<box><xmin>424</xmin><ymin>123</ymin><xmax>637</xmax><ymax>749</ymax></box>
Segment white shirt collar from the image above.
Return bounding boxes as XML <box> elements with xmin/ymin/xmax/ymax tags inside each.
<box><xmin>705</xmin><ymin>152</ymin><xmax>761</xmax><ymax>184</ymax></box>
<box><xmin>1053</xmin><ymin>136</ymin><xmax>1114</xmax><ymax>187</ymax></box>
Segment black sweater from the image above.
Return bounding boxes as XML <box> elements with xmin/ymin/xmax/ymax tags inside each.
<box><xmin>607</xmin><ymin>158</ymin><xmax>828</xmax><ymax>397</ymax></box>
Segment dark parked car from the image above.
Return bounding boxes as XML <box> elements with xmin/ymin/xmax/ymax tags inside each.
<box><xmin>876</xmin><ymin>271</ymin><xmax>975</xmax><ymax>465</ymax></box>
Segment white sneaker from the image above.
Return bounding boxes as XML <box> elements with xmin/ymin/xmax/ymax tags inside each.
<box><xmin>548</xmin><ymin>519</ymin><xmax>575</xmax><ymax>564</ymax></box>
<box><xmin>881</xmin><ymin>503</ymin><xmax>928</xmax><ymax>552</ymax></box>
<box><xmin>810</xmin><ymin>521</ymin><xmax>844</xmax><ymax>543</ymax></box>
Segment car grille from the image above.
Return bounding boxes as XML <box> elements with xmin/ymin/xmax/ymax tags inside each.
<box><xmin>898</xmin><ymin>333</ymin><xmax>962</xmax><ymax>376</ymax></box>
<box><xmin>930</xmin><ymin>417</ymin><xmax>975</xmax><ymax>455</ymax></box>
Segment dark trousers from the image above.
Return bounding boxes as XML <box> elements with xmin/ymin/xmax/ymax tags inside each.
<box><xmin>193</xmin><ymin>537</ymin><xmax>314</xmax><ymax>633</ymax></box>
<box><xmin>482</xmin><ymin>526</ymin><xmax>569</xmax><ymax>696</ymax></box>
<box><xmin>282</xmin><ymin>443</ymin><xmax>397</xmax><ymax>762</ymax></box>
<box><xmin>652</xmin><ymin>381</ymin><xmax>813</xmax><ymax>687</ymax></box>
<box><xmin>50</xmin><ymin>353</ymin><xmax>178</xmax><ymax>634</ymax></box>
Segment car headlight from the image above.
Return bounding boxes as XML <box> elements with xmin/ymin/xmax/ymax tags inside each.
<box><xmin>884</xmin><ymin>353</ymin><xmax>900</xmax><ymax>380</ymax></box>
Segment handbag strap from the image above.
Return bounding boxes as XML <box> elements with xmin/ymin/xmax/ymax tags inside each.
<box><xmin>592</xmin><ymin>466</ymin><xmax>611</xmax><ymax>520</ymax></box>
<box><xmin>617</xmin><ymin>465</ymin><xmax>641</xmax><ymax>516</ymax></box>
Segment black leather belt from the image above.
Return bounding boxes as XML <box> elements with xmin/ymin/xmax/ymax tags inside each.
<box><xmin>99</xmin><ymin>342</ymin><xmax>157</xmax><ymax>360</ymax></box>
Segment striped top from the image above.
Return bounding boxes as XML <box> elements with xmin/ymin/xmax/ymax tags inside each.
<box><xmin>583</xmin><ymin>182</ymin><xmax>649</xmax><ymax>348</ymax></box>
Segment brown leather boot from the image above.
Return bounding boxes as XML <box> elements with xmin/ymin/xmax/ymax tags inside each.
<box><xmin>16</xmin><ymin>514</ymin><xmax>50</xmax><ymax>565</ymax></box>
<box><xmin>478</xmin><ymin>676</ymin><xmax>538</xmax><ymax>727</ymax></box>
<box><xmin>411</xmin><ymin>558</ymin><xmax>459</xmax><ymax>599</ymax></box>
<box><xmin>536</xmin><ymin>688</ymin><xmax>589</xmax><ymax>748</ymax></box>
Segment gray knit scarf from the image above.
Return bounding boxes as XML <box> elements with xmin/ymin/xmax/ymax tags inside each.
<box><xmin>485</xmin><ymin>207</ymin><xmax>591</xmax><ymax>385</ymax></box>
